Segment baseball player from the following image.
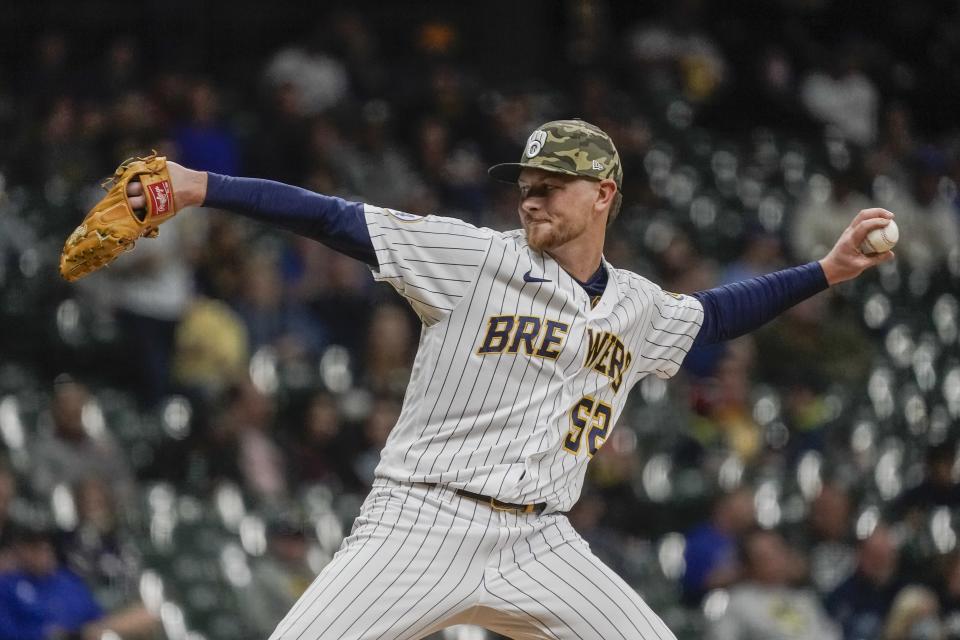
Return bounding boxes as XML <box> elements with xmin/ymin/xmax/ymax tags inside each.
<box><xmin>119</xmin><ymin>119</ymin><xmax>894</xmax><ymax>639</ymax></box>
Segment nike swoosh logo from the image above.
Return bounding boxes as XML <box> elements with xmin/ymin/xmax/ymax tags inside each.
<box><xmin>523</xmin><ymin>269</ymin><xmax>551</xmax><ymax>283</ymax></box>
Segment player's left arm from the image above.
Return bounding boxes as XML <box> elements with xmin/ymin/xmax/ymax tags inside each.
<box><xmin>127</xmin><ymin>163</ymin><xmax>378</xmax><ymax>265</ymax></box>
<box><xmin>141</xmin><ymin>162</ymin><xmax>492</xmax><ymax>325</ymax></box>
<box><xmin>693</xmin><ymin>208</ymin><xmax>895</xmax><ymax>345</ymax></box>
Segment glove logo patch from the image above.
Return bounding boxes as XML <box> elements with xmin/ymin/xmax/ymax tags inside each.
<box><xmin>147</xmin><ymin>181</ymin><xmax>173</xmax><ymax>216</ymax></box>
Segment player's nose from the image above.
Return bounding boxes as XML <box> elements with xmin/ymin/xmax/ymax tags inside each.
<box><xmin>520</xmin><ymin>194</ymin><xmax>542</xmax><ymax>214</ymax></box>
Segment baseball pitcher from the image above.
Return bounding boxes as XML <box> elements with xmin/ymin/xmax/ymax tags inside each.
<box><xmin>61</xmin><ymin>119</ymin><xmax>895</xmax><ymax>639</ymax></box>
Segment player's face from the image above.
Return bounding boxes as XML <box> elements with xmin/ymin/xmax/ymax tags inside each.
<box><xmin>517</xmin><ymin>169</ymin><xmax>603</xmax><ymax>252</ymax></box>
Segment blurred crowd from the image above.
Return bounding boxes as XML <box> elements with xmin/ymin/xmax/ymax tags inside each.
<box><xmin>2</xmin><ymin>1</ymin><xmax>960</xmax><ymax>638</ymax></box>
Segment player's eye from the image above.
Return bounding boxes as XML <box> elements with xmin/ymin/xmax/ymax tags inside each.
<box><xmin>520</xmin><ymin>184</ymin><xmax>557</xmax><ymax>199</ymax></box>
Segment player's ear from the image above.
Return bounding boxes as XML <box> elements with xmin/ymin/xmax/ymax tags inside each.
<box><xmin>595</xmin><ymin>179</ymin><xmax>617</xmax><ymax>213</ymax></box>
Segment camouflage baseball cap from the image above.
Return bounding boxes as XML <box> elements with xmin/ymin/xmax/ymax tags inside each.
<box><xmin>488</xmin><ymin>119</ymin><xmax>623</xmax><ymax>187</ymax></box>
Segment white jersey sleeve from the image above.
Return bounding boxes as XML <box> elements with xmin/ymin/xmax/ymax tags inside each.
<box><xmin>364</xmin><ymin>204</ymin><xmax>493</xmax><ymax>324</ymax></box>
<box><xmin>639</xmin><ymin>286</ymin><xmax>704</xmax><ymax>379</ymax></box>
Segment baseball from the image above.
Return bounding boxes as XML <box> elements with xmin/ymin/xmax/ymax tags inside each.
<box><xmin>860</xmin><ymin>219</ymin><xmax>899</xmax><ymax>255</ymax></box>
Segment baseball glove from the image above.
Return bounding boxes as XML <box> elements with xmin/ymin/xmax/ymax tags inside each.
<box><xmin>59</xmin><ymin>152</ymin><xmax>179</xmax><ymax>282</ymax></box>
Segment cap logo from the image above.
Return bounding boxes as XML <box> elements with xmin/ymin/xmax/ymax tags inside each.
<box><xmin>592</xmin><ymin>160</ymin><xmax>604</xmax><ymax>171</ymax></box>
<box><xmin>525</xmin><ymin>130</ymin><xmax>547</xmax><ymax>158</ymax></box>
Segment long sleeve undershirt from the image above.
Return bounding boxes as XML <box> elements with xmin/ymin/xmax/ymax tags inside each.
<box><xmin>203</xmin><ymin>173</ymin><xmax>830</xmax><ymax>345</ymax></box>
<box><xmin>690</xmin><ymin>263</ymin><xmax>828</xmax><ymax>344</ymax></box>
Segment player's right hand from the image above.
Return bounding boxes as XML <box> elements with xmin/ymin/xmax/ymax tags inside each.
<box><xmin>818</xmin><ymin>207</ymin><xmax>896</xmax><ymax>286</ymax></box>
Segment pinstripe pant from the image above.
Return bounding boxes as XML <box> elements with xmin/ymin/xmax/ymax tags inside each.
<box><xmin>269</xmin><ymin>479</ymin><xmax>675</xmax><ymax>640</ymax></box>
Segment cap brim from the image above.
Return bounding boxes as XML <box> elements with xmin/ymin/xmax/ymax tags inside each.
<box><xmin>487</xmin><ymin>162</ymin><xmax>524</xmax><ymax>184</ymax></box>
<box><xmin>487</xmin><ymin>162</ymin><xmax>583</xmax><ymax>184</ymax></box>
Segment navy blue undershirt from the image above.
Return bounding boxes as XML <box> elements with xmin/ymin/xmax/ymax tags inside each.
<box><xmin>690</xmin><ymin>263</ymin><xmax>827</xmax><ymax>344</ymax></box>
<box><xmin>577</xmin><ymin>264</ymin><xmax>609</xmax><ymax>304</ymax></box>
<box><xmin>203</xmin><ymin>173</ymin><xmax>829</xmax><ymax>345</ymax></box>
<box><xmin>206</xmin><ymin>174</ymin><xmax>372</xmax><ymax>264</ymax></box>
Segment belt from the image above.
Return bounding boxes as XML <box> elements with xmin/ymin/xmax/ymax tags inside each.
<box><xmin>424</xmin><ymin>483</ymin><xmax>547</xmax><ymax>515</ymax></box>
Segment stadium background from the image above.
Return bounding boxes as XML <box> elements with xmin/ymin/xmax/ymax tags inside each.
<box><xmin>2</xmin><ymin>0</ymin><xmax>960</xmax><ymax>638</ymax></box>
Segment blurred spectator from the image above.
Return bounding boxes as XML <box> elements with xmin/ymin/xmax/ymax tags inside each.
<box><xmin>654</xmin><ymin>227</ymin><xmax>717</xmax><ymax>296</ymax></box>
<box><xmin>627</xmin><ymin>0</ymin><xmax>727</xmax><ymax>103</ymax></box>
<box><xmin>38</xmin><ymin>97</ymin><xmax>96</xmax><ymax>189</ymax></box>
<box><xmin>337</xmin><ymin>101</ymin><xmax>432</xmax><ymax>212</ymax></box>
<box><xmin>239</xmin><ymin>514</ymin><xmax>315</xmax><ymax>638</ymax></box>
<box><xmin>414</xmin><ymin>20</ymin><xmax>460</xmax><ymax>61</ymax></box>
<box><xmin>108</xmin><ymin>91</ymin><xmax>162</xmax><ymax>160</ymax></box>
<box><xmin>264</xmin><ymin>34</ymin><xmax>349</xmax><ymax>116</ymax></box>
<box><xmin>573</xmin><ymin>74</ymin><xmax>632</xmax><ymax>131</ymax></box>
<box><xmin>882</xmin><ymin>585</ymin><xmax>944</xmax><ymax>640</ymax></box>
<box><xmin>708</xmin><ymin>528</ymin><xmax>839</xmax><ymax>640</ymax></box>
<box><xmin>886</xmin><ymin>149</ymin><xmax>960</xmax><ymax>272</ymax></box>
<box><xmin>215</xmin><ymin>378</ymin><xmax>289</xmax><ymax>504</ymax></box>
<box><xmin>586</xmin><ymin>429</ymin><xmax>643</xmax><ymax>534</ymax></box>
<box><xmin>826</xmin><ymin>524</ymin><xmax>903</xmax><ymax>640</ymax></box>
<box><xmin>414</xmin><ymin>115</ymin><xmax>487</xmax><ymax>217</ymax></box>
<box><xmin>285</xmin><ymin>243</ymin><xmax>373</xmax><ymax>351</ymax></box>
<box><xmin>250</xmin><ymin>81</ymin><xmax>311</xmax><ymax>184</ymax></box>
<box><xmin>715</xmin><ymin>45</ymin><xmax>821</xmax><ymax>134</ymax></box>
<box><xmin>791</xmin><ymin>166</ymin><xmax>872</xmax><ymax>263</ymax></box>
<box><xmin>0</xmin><ymin>524</ymin><xmax>103</xmax><ymax>640</ymax></box>
<box><xmin>352</xmin><ymin>397</ymin><xmax>401</xmax><ymax>488</ymax></box>
<box><xmin>866</xmin><ymin>104</ymin><xmax>918</xmax><ymax>184</ymax></box>
<box><xmin>298</xmin><ymin>116</ymin><xmax>355</xmax><ymax>199</ymax></box>
<box><xmin>896</xmin><ymin>442</ymin><xmax>960</xmax><ymax>520</ymax></box>
<box><xmin>0</xmin><ymin>464</ymin><xmax>15</xmax><ymax>572</ymax></box>
<box><xmin>719</xmin><ymin>228</ymin><xmax>785</xmax><ymax>284</ymax></box>
<box><xmin>61</xmin><ymin>477</ymin><xmax>159</xmax><ymax>638</ymax></box>
<box><xmin>62</xmin><ymin>478</ymin><xmax>134</xmax><ymax>604</ymax></box>
<box><xmin>755</xmin><ymin>294</ymin><xmax>872</xmax><ymax>390</ymax></box>
<box><xmin>935</xmin><ymin>552</ymin><xmax>960</xmax><ymax>638</ymax></box>
<box><xmin>410</xmin><ymin>63</ymin><xmax>478</xmax><ymax>137</ymax></box>
<box><xmin>172</xmin><ymin>297</ymin><xmax>249</xmax><ymax>402</ymax></box>
<box><xmin>29</xmin><ymin>377</ymin><xmax>135</xmax><ymax>507</ymax></box>
<box><xmin>801</xmin><ymin>43</ymin><xmax>879</xmax><ymax>146</ymax></box>
<box><xmin>362</xmin><ymin>304</ymin><xmax>416</xmax><ymax>396</ymax></box>
<box><xmin>293</xmin><ymin>390</ymin><xmax>349</xmax><ymax>487</ymax></box>
<box><xmin>81</xmin><ymin>206</ymin><xmax>203</xmax><ymax>407</ymax></box>
<box><xmin>690</xmin><ymin>339</ymin><xmax>762</xmax><ymax>462</ymax></box>
<box><xmin>804</xmin><ymin>483</ymin><xmax>857</xmax><ymax>595</ymax></box>
<box><xmin>194</xmin><ymin>212</ymin><xmax>249</xmax><ymax>300</ymax></box>
<box><xmin>479</xmin><ymin>91</ymin><xmax>537</xmax><ymax>175</ymax></box>
<box><xmin>893</xmin><ymin>442</ymin><xmax>960</xmax><ymax>581</ymax></box>
<box><xmin>173</xmin><ymin>80</ymin><xmax>240</xmax><ymax>175</ymax></box>
<box><xmin>98</xmin><ymin>36</ymin><xmax>140</xmax><ymax>101</ymax></box>
<box><xmin>233</xmin><ymin>251</ymin><xmax>328</xmax><ymax>363</ymax></box>
<box><xmin>567</xmin><ymin>491</ymin><xmax>632</xmax><ymax>578</ymax></box>
<box><xmin>327</xmin><ymin>10</ymin><xmax>385</xmax><ymax>99</ymax></box>
<box><xmin>24</xmin><ymin>32</ymin><xmax>71</xmax><ymax>114</ymax></box>
<box><xmin>681</xmin><ymin>486</ymin><xmax>755</xmax><ymax>604</ymax></box>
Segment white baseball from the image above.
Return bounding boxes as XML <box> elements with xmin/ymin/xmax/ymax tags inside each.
<box><xmin>860</xmin><ymin>219</ymin><xmax>899</xmax><ymax>254</ymax></box>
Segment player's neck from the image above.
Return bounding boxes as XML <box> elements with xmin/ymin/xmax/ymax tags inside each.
<box><xmin>546</xmin><ymin>235</ymin><xmax>605</xmax><ymax>282</ymax></box>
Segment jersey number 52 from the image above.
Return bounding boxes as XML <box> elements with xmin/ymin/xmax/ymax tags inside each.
<box><xmin>562</xmin><ymin>396</ymin><xmax>612</xmax><ymax>457</ymax></box>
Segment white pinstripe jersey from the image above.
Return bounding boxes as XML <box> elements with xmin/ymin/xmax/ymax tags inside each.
<box><xmin>365</xmin><ymin>204</ymin><xmax>704</xmax><ymax>513</ymax></box>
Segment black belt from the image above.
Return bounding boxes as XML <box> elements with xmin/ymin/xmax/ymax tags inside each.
<box><xmin>424</xmin><ymin>483</ymin><xmax>547</xmax><ymax>515</ymax></box>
